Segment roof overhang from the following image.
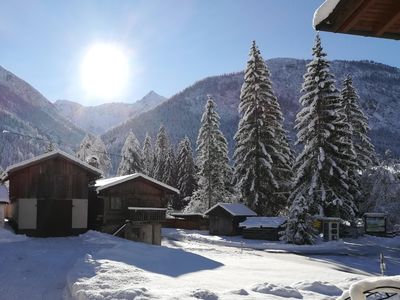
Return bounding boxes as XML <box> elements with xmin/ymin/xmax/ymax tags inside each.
<box><xmin>314</xmin><ymin>0</ymin><xmax>400</xmax><ymax>40</ymax></box>
<box><xmin>1</xmin><ymin>150</ymin><xmax>102</xmax><ymax>182</ymax></box>
<box><xmin>93</xmin><ymin>173</ymin><xmax>180</xmax><ymax>195</ymax></box>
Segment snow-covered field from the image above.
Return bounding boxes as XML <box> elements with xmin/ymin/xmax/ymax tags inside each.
<box><xmin>0</xmin><ymin>226</ymin><xmax>399</xmax><ymax>300</ymax></box>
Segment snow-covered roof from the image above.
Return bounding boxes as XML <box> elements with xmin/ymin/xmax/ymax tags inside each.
<box><xmin>239</xmin><ymin>217</ymin><xmax>287</xmax><ymax>229</ymax></box>
<box><xmin>364</xmin><ymin>213</ymin><xmax>387</xmax><ymax>218</ymax></box>
<box><xmin>313</xmin><ymin>0</ymin><xmax>341</xmax><ymax>29</ymax></box>
<box><xmin>128</xmin><ymin>207</ymin><xmax>167</xmax><ymax>211</ymax></box>
<box><xmin>1</xmin><ymin>150</ymin><xmax>102</xmax><ymax>181</ymax></box>
<box><xmin>0</xmin><ymin>185</ymin><xmax>9</xmax><ymax>203</ymax></box>
<box><xmin>94</xmin><ymin>173</ymin><xmax>180</xmax><ymax>194</ymax></box>
<box><xmin>204</xmin><ymin>203</ymin><xmax>257</xmax><ymax>217</ymax></box>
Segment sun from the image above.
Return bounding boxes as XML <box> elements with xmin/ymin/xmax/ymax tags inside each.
<box><xmin>81</xmin><ymin>43</ymin><xmax>130</xmax><ymax>100</ymax></box>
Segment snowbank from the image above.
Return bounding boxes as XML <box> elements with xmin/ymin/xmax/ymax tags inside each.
<box><xmin>0</xmin><ymin>228</ymin><xmax>28</xmax><ymax>243</ymax></box>
<box><xmin>338</xmin><ymin>276</ymin><xmax>400</xmax><ymax>300</ymax></box>
<box><xmin>251</xmin><ymin>282</ymin><xmax>303</xmax><ymax>298</ymax></box>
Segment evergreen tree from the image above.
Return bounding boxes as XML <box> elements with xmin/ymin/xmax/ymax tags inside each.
<box><xmin>191</xmin><ymin>96</ymin><xmax>232</xmax><ymax>211</ymax></box>
<box><xmin>284</xmin><ymin>34</ymin><xmax>357</xmax><ymax>244</ymax></box>
<box><xmin>340</xmin><ymin>75</ymin><xmax>376</xmax><ymax>170</ymax></box>
<box><xmin>117</xmin><ymin>131</ymin><xmax>143</xmax><ymax>175</ymax></box>
<box><xmin>142</xmin><ymin>133</ymin><xmax>154</xmax><ymax>176</ymax></box>
<box><xmin>163</xmin><ymin>146</ymin><xmax>177</xmax><ymax>187</ymax></box>
<box><xmin>233</xmin><ymin>41</ymin><xmax>292</xmax><ymax>216</ymax></box>
<box><xmin>176</xmin><ymin>136</ymin><xmax>197</xmax><ymax>203</ymax></box>
<box><xmin>76</xmin><ymin>134</ymin><xmax>112</xmax><ymax>176</ymax></box>
<box><xmin>154</xmin><ymin>125</ymin><xmax>170</xmax><ymax>181</ymax></box>
<box><xmin>76</xmin><ymin>134</ymin><xmax>96</xmax><ymax>162</ymax></box>
<box><xmin>92</xmin><ymin>136</ymin><xmax>112</xmax><ymax>176</ymax></box>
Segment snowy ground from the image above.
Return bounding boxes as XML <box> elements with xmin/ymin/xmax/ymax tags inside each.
<box><xmin>0</xmin><ymin>226</ymin><xmax>399</xmax><ymax>300</ymax></box>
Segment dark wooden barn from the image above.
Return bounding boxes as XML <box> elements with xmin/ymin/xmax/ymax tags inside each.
<box><xmin>314</xmin><ymin>0</ymin><xmax>400</xmax><ymax>40</ymax></box>
<box><xmin>0</xmin><ymin>150</ymin><xmax>102</xmax><ymax>236</ymax></box>
<box><xmin>205</xmin><ymin>203</ymin><xmax>257</xmax><ymax>236</ymax></box>
<box><xmin>240</xmin><ymin>217</ymin><xmax>287</xmax><ymax>241</ymax></box>
<box><xmin>89</xmin><ymin>173</ymin><xmax>179</xmax><ymax>245</ymax></box>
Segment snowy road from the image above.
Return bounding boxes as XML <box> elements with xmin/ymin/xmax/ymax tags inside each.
<box><xmin>0</xmin><ymin>228</ymin><xmax>399</xmax><ymax>299</ymax></box>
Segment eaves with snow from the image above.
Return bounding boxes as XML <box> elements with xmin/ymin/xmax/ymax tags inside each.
<box><xmin>313</xmin><ymin>0</ymin><xmax>400</xmax><ymax>40</ymax></box>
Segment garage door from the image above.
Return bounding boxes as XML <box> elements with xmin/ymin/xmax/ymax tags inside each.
<box><xmin>37</xmin><ymin>200</ymin><xmax>72</xmax><ymax>236</ymax></box>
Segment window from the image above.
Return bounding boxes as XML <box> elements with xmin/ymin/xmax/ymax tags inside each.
<box><xmin>110</xmin><ymin>197</ymin><xmax>122</xmax><ymax>210</ymax></box>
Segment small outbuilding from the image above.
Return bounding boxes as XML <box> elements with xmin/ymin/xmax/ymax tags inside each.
<box><xmin>1</xmin><ymin>150</ymin><xmax>102</xmax><ymax>236</ymax></box>
<box><xmin>165</xmin><ymin>213</ymin><xmax>209</xmax><ymax>230</ymax></box>
<box><xmin>205</xmin><ymin>203</ymin><xmax>257</xmax><ymax>236</ymax></box>
<box><xmin>240</xmin><ymin>217</ymin><xmax>287</xmax><ymax>241</ymax></box>
<box><xmin>364</xmin><ymin>213</ymin><xmax>387</xmax><ymax>236</ymax></box>
<box><xmin>0</xmin><ymin>184</ymin><xmax>9</xmax><ymax>228</ymax></box>
<box><xmin>89</xmin><ymin>173</ymin><xmax>179</xmax><ymax>245</ymax></box>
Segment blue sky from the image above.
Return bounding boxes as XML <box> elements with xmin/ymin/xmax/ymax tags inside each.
<box><xmin>0</xmin><ymin>0</ymin><xmax>399</xmax><ymax>105</ymax></box>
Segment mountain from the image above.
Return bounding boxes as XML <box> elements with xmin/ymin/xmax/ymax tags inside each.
<box><xmin>54</xmin><ymin>91</ymin><xmax>166</xmax><ymax>134</ymax></box>
<box><xmin>0</xmin><ymin>66</ymin><xmax>86</xmax><ymax>168</ymax></box>
<box><xmin>102</xmin><ymin>58</ymin><xmax>400</xmax><ymax>173</ymax></box>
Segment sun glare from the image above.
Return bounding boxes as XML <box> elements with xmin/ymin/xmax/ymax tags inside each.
<box><xmin>81</xmin><ymin>43</ymin><xmax>130</xmax><ymax>100</ymax></box>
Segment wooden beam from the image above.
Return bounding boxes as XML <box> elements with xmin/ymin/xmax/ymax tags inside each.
<box><xmin>374</xmin><ymin>7</ymin><xmax>400</xmax><ymax>36</ymax></box>
<box><xmin>338</xmin><ymin>0</ymin><xmax>377</xmax><ymax>33</ymax></box>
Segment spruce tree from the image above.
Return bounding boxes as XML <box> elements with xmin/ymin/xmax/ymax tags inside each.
<box><xmin>76</xmin><ymin>134</ymin><xmax>96</xmax><ymax>162</ymax></box>
<box><xmin>76</xmin><ymin>134</ymin><xmax>112</xmax><ymax>176</ymax></box>
<box><xmin>92</xmin><ymin>136</ymin><xmax>112</xmax><ymax>176</ymax></box>
<box><xmin>163</xmin><ymin>146</ymin><xmax>177</xmax><ymax>187</ymax></box>
<box><xmin>154</xmin><ymin>125</ymin><xmax>170</xmax><ymax>181</ymax></box>
<box><xmin>192</xmin><ymin>96</ymin><xmax>232</xmax><ymax>210</ymax></box>
<box><xmin>142</xmin><ymin>133</ymin><xmax>154</xmax><ymax>176</ymax></box>
<box><xmin>340</xmin><ymin>75</ymin><xmax>376</xmax><ymax>170</ymax></box>
<box><xmin>176</xmin><ymin>136</ymin><xmax>197</xmax><ymax>202</ymax></box>
<box><xmin>233</xmin><ymin>41</ymin><xmax>292</xmax><ymax>216</ymax></box>
<box><xmin>117</xmin><ymin>131</ymin><xmax>143</xmax><ymax>175</ymax></box>
<box><xmin>284</xmin><ymin>34</ymin><xmax>357</xmax><ymax>244</ymax></box>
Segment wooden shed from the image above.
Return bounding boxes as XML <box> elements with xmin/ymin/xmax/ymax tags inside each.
<box><xmin>89</xmin><ymin>173</ymin><xmax>179</xmax><ymax>245</ymax></box>
<box><xmin>165</xmin><ymin>213</ymin><xmax>209</xmax><ymax>230</ymax></box>
<box><xmin>313</xmin><ymin>0</ymin><xmax>400</xmax><ymax>40</ymax></box>
<box><xmin>205</xmin><ymin>203</ymin><xmax>257</xmax><ymax>236</ymax></box>
<box><xmin>240</xmin><ymin>217</ymin><xmax>287</xmax><ymax>241</ymax></box>
<box><xmin>0</xmin><ymin>150</ymin><xmax>102</xmax><ymax>236</ymax></box>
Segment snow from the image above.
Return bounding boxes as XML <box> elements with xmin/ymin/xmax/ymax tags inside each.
<box><xmin>313</xmin><ymin>0</ymin><xmax>341</xmax><ymax>28</ymax></box>
<box><xmin>251</xmin><ymin>282</ymin><xmax>303</xmax><ymax>298</ymax></box>
<box><xmin>240</xmin><ymin>216</ymin><xmax>286</xmax><ymax>228</ymax></box>
<box><xmin>94</xmin><ymin>172</ymin><xmax>180</xmax><ymax>194</ymax></box>
<box><xmin>338</xmin><ymin>276</ymin><xmax>400</xmax><ymax>300</ymax></box>
<box><xmin>1</xmin><ymin>227</ymin><xmax>400</xmax><ymax>299</ymax></box>
<box><xmin>204</xmin><ymin>203</ymin><xmax>257</xmax><ymax>217</ymax></box>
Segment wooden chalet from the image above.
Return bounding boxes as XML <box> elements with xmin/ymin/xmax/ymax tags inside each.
<box><xmin>314</xmin><ymin>0</ymin><xmax>400</xmax><ymax>40</ymax></box>
<box><xmin>165</xmin><ymin>212</ymin><xmax>209</xmax><ymax>230</ymax></box>
<box><xmin>89</xmin><ymin>173</ymin><xmax>179</xmax><ymax>245</ymax></box>
<box><xmin>0</xmin><ymin>150</ymin><xmax>102</xmax><ymax>236</ymax></box>
<box><xmin>240</xmin><ymin>217</ymin><xmax>287</xmax><ymax>241</ymax></box>
<box><xmin>205</xmin><ymin>203</ymin><xmax>257</xmax><ymax>236</ymax></box>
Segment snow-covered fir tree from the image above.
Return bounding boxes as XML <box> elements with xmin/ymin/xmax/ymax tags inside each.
<box><xmin>117</xmin><ymin>131</ymin><xmax>143</xmax><ymax>175</ymax></box>
<box><xmin>153</xmin><ymin>125</ymin><xmax>170</xmax><ymax>182</ymax></box>
<box><xmin>233</xmin><ymin>41</ymin><xmax>293</xmax><ymax>216</ymax></box>
<box><xmin>142</xmin><ymin>133</ymin><xmax>154</xmax><ymax>176</ymax></box>
<box><xmin>176</xmin><ymin>136</ymin><xmax>197</xmax><ymax>206</ymax></box>
<box><xmin>284</xmin><ymin>34</ymin><xmax>357</xmax><ymax>244</ymax></box>
<box><xmin>188</xmin><ymin>96</ymin><xmax>232</xmax><ymax>212</ymax></box>
<box><xmin>163</xmin><ymin>146</ymin><xmax>177</xmax><ymax>187</ymax></box>
<box><xmin>92</xmin><ymin>136</ymin><xmax>112</xmax><ymax>176</ymax></box>
<box><xmin>76</xmin><ymin>134</ymin><xmax>96</xmax><ymax>162</ymax></box>
<box><xmin>340</xmin><ymin>75</ymin><xmax>376</xmax><ymax>171</ymax></box>
<box><xmin>76</xmin><ymin>134</ymin><xmax>112</xmax><ymax>176</ymax></box>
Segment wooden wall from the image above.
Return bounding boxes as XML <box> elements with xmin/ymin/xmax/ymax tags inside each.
<box><xmin>8</xmin><ymin>157</ymin><xmax>99</xmax><ymax>201</ymax></box>
<box><xmin>91</xmin><ymin>178</ymin><xmax>168</xmax><ymax>231</ymax></box>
